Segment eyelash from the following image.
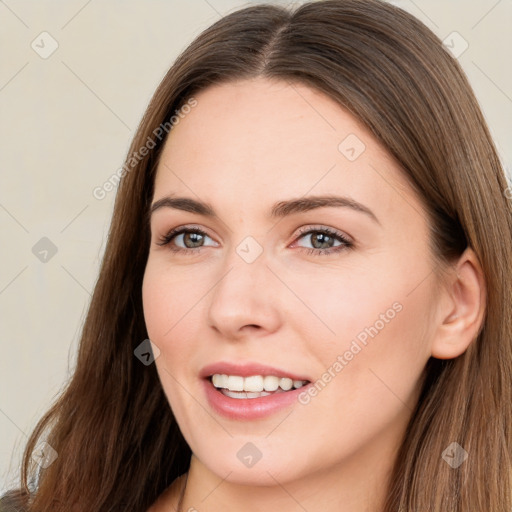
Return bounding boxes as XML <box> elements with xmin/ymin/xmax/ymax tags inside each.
<box><xmin>156</xmin><ymin>224</ymin><xmax>353</xmax><ymax>256</ymax></box>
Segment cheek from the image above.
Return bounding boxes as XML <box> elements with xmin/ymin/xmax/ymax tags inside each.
<box><xmin>286</xmin><ymin>286</ymin><xmax>433</xmax><ymax>473</ymax></box>
<box><xmin>295</xmin><ymin>255</ymin><xmax>435</xmax><ymax>412</ymax></box>
<box><xmin>142</xmin><ymin>263</ymin><xmax>207</xmax><ymax>384</ymax></box>
<box><xmin>142</xmin><ymin>263</ymin><xmax>196</xmax><ymax>342</ymax></box>
<box><xmin>331</xmin><ymin>293</ymin><xmax>432</xmax><ymax>417</ymax></box>
<box><xmin>142</xmin><ymin>265</ymin><xmax>200</xmax><ymax>418</ymax></box>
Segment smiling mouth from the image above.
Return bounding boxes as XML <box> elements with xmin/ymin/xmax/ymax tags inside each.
<box><xmin>208</xmin><ymin>374</ymin><xmax>311</xmax><ymax>399</ymax></box>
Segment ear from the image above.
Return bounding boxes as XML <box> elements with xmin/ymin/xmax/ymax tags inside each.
<box><xmin>431</xmin><ymin>247</ymin><xmax>486</xmax><ymax>359</ymax></box>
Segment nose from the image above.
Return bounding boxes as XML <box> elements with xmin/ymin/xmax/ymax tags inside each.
<box><xmin>206</xmin><ymin>245</ymin><xmax>282</xmax><ymax>341</ymax></box>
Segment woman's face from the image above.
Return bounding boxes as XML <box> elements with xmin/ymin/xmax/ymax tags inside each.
<box><xmin>142</xmin><ymin>77</ymin><xmax>439</xmax><ymax>488</ymax></box>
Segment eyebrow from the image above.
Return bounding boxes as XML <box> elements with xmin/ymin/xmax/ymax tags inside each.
<box><xmin>149</xmin><ymin>194</ymin><xmax>380</xmax><ymax>225</ymax></box>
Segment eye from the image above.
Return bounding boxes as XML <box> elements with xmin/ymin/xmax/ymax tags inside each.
<box><xmin>156</xmin><ymin>225</ymin><xmax>217</xmax><ymax>254</ymax></box>
<box><xmin>292</xmin><ymin>226</ymin><xmax>353</xmax><ymax>256</ymax></box>
<box><xmin>156</xmin><ymin>224</ymin><xmax>353</xmax><ymax>256</ymax></box>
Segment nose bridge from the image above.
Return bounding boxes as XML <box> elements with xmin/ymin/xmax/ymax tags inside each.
<box><xmin>207</xmin><ymin>235</ymin><xmax>280</xmax><ymax>335</ymax></box>
<box><xmin>217</xmin><ymin>230</ymin><xmax>270</xmax><ymax>287</ymax></box>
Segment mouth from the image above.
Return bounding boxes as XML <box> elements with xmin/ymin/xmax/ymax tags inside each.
<box><xmin>208</xmin><ymin>374</ymin><xmax>311</xmax><ymax>400</ymax></box>
<box><xmin>202</xmin><ymin>372</ymin><xmax>313</xmax><ymax>420</ymax></box>
<box><xmin>199</xmin><ymin>361</ymin><xmax>313</xmax><ymax>419</ymax></box>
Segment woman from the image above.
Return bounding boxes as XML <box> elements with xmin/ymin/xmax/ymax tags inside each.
<box><xmin>2</xmin><ymin>0</ymin><xmax>511</xmax><ymax>510</ymax></box>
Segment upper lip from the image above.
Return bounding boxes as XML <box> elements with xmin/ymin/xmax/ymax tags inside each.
<box><xmin>200</xmin><ymin>361</ymin><xmax>311</xmax><ymax>382</ymax></box>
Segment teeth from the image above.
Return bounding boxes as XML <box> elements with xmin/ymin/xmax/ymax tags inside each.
<box><xmin>263</xmin><ymin>375</ymin><xmax>280</xmax><ymax>391</ymax></box>
<box><xmin>293</xmin><ymin>380</ymin><xmax>305</xmax><ymax>389</ymax></box>
<box><xmin>211</xmin><ymin>374</ymin><xmax>308</xmax><ymax>393</ymax></box>
<box><xmin>280</xmin><ymin>379</ymin><xmax>293</xmax><ymax>391</ymax></box>
<box><xmin>212</xmin><ymin>374</ymin><xmax>226</xmax><ymax>388</ymax></box>
<box><xmin>244</xmin><ymin>375</ymin><xmax>263</xmax><ymax>392</ymax></box>
<box><xmin>227</xmin><ymin>375</ymin><xmax>244</xmax><ymax>391</ymax></box>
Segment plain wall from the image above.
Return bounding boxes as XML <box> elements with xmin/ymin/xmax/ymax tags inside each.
<box><xmin>1</xmin><ymin>0</ymin><xmax>511</xmax><ymax>493</ymax></box>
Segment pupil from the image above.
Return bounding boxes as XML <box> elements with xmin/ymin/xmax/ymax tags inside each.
<box><xmin>313</xmin><ymin>233</ymin><xmax>332</xmax><ymax>249</ymax></box>
<box><xmin>185</xmin><ymin>232</ymin><xmax>203</xmax><ymax>248</ymax></box>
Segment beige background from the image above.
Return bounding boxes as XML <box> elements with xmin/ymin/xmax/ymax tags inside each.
<box><xmin>1</xmin><ymin>0</ymin><xmax>510</xmax><ymax>492</ymax></box>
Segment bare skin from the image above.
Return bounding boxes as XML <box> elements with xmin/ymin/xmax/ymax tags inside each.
<box><xmin>147</xmin><ymin>474</ymin><xmax>186</xmax><ymax>511</ymax></box>
<box><xmin>143</xmin><ymin>78</ymin><xmax>485</xmax><ymax>512</ymax></box>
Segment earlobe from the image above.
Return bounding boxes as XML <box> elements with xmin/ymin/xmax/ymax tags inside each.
<box><xmin>430</xmin><ymin>248</ymin><xmax>486</xmax><ymax>360</ymax></box>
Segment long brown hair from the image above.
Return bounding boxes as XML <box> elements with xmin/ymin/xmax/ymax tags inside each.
<box><xmin>2</xmin><ymin>1</ymin><xmax>511</xmax><ymax>510</ymax></box>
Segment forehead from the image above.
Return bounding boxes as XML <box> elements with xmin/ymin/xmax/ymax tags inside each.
<box><xmin>153</xmin><ymin>78</ymin><xmax>423</xmax><ymax>222</ymax></box>
<box><xmin>158</xmin><ymin>78</ymin><xmax>365</xmax><ymax>179</ymax></box>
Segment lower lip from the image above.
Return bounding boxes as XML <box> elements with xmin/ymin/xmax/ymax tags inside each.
<box><xmin>202</xmin><ymin>378</ymin><xmax>311</xmax><ymax>420</ymax></box>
